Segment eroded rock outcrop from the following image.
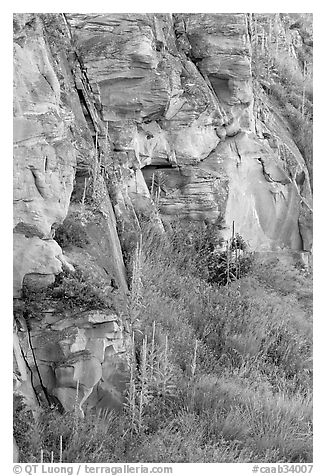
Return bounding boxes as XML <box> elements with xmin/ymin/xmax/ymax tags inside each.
<box><xmin>16</xmin><ymin>305</ymin><xmax>127</xmax><ymax>413</ymax></box>
<box><xmin>13</xmin><ymin>14</ymin><xmax>129</xmax><ymax>417</ymax></box>
<box><xmin>66</xmin><ymin>13</ymin><xmax>312</xmax><ymax>250</ymax></box>
<box><xmin>13</xmin><ymin>14</ymin><xmax>76</xmax><ymax>297</ymax></box>
<box><xmin>13</xmin><ymin>13</ymin><xmax>312</xmax><ymax>425</ymax></box>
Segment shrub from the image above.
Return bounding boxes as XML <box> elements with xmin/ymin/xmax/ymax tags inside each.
<box><xmin>23</xmin><ymin>267</ymin><xmax>116</xmax><ymax>319</ymax></box>
<box><xmin>138</xmin><ymin>225</ymin><xmax>312</xmax><ymax>392</ymax></box>
<box><xmin>55</xmin><ymin>219</ymin><xmax>90</xmax><ymax>249</ymax></box>
<box><xmin>16</xmin><ymin>221</ymin><xmax>312</xmax><ymax>463</ymax></box>
<box><xmin>40</xmin><ymin>14</ymin><xmax>71</xmax><ymax>53</ymax></box>
<box><xmin>50</xmin><ymin>269</ymin><xmax>115</xmax><ymax>311</ymax></box>
<box><xmin>143</xmin><ymin>218</ymin><xmax>253</xmax><ymax>287</ymax></box>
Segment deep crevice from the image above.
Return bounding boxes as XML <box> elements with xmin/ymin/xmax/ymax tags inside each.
<box><xmin>24</xmin><ymin>313</ymin><xmax>52</xmax><ymax>408</ymax></box>
<box><xmin>257</xmin><ymin>157</ymin><xmax>288</xmax><ymax>185</ymax></box>
<box><xmin>15</xmin><ymin>324</ymin><xmax>41</xmax><ymax>407</ymax></box>
<box><xmin>76</xmin><ymin>88</ymin><xmax>96</xmax><ymax>140</ymax></box>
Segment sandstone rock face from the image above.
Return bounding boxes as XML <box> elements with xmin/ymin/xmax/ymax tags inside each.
<box><xmin>13</xmin><ymin>15</ymin><xmax>76</xmax><ymax>297</ymax></box>
<box><xmin>13</xmin><ymin>14</ymin><xmax>129</xmax><ymax>415</ymax></box>
<box><xmin>14</xmin><ymin>235</ymin><xmax>63</xmax><ymax>295</ymax></box>
<box><xmin>66</xmin><ymin>13</ymin><xmax>225</xmax><ymax>224</ymax></box>
<box><xmin>218</xmin><ymin>133</ymin><xmax>303</xmax><ymax>250</ymax></box>
<box><xmin>66</xmin><ymin>13</ymin><xmax>312</xmax><ymax>251</ymax></box>
<box><xmin>13</xmin><ymin>13</ymin><xmax>312</xmax><ymax>421</ymax></box>
<box><xmin>16</xmin><ymin>308</ymin><xmax>128</xmax><ymax>414</ymax></box>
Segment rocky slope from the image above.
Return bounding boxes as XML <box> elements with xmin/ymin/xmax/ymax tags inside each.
<box><xmin>13</xmin><ymin>13</ymin><xmax>312</xmax><ymax>416</ymax></box>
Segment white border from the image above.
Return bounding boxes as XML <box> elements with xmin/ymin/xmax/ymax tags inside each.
<box><xmin>3</xmin><ymin>4</ymin><xmax>323</xmax><ymax>473</ymax></box>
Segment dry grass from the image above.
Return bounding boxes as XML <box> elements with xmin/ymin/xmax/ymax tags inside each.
<box><xmin>14</xmin><ymin>223</ymin><xmax>313</xmax><ymax>463</ymax></box>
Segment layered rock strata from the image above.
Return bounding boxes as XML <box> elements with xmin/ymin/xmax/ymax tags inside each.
<box><xmin>66</xmin><ymin>13</ymin><xmax>312</xmax><ymax>250</ymax></box>
<box><xmin>13</xmin><ymin>14</ymin><xmax>129</xmax><ymax>415</ymax></box>
<box><xmin>13</xmin><ymin>13</ymin><xmax>312</xmax><ymax>418</ymax></box>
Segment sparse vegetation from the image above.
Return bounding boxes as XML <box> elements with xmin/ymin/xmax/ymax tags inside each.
<box><xmin>158</xmin><ymin>219</ymin><xmax>253</xmax><ymax>286</ymax></box>
<box><xmin>55</xmin><ymin>217</ymin><xmax>90</xmax><ymax>249</ymax></box>
<box><xmin>23</xmin><ymin>266</ymin><xmax>117</xmax><ymax>318</ymax></box>
<box><xmin>251</xmin><ymin>13</ymin><xmax>313</xmax><ymax>186</ymax></box>
<box><xmin>40</xmin><ymin>14</ymin><xmax>72</xmax><ymax>52</ymax></box>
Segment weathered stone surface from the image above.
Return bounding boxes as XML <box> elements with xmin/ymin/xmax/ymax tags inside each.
<box><xmin>67</xmin><ymin>14</ymin><xmax>171</xmax><ymax>122</ymax></box>
<box><xmin>23</xmin><ymin>273</ymin><xmax>56</xmax><ymax>292</ymax></box>
<box><xmin>73</xmin><ymin>357</ymin><xmax>102</xmax><ymax>388</ymax></box>
<box><xmin>86</xmin><ymin>310</ymin><xmax>120</xmax><ymax>324</ymax></box>
<box><xmin>14</xmin><ymin>234</ymin><xmax>63</xmax><ymax>297</ymax></box>
<box><xmin>55</xmin><ymin>366</ymin><xmax>75</xmax><ymax>388</ymax></box>
<box><xmin>64</xmin><ymin>12</ymin><xmax>313</xmax><ymax>251</ymax></box>
<box><xmin>13</xmin><ymin>14</ymin><xmax>130</xmax><ymax>416</ymax></box>
<box><xmin>52</xmin><ymin>386</ymin><xmax>79</xmax><ymax>411</ymax></box>
<box><xmin>33</xmin><ymin>338</ymin><xmax>64</xmax><ymax>363</ymax></box>
<box><xmin>252</xmin><ymin>85</ymin><xmax>313</xmax><ymax>250</ymax></box>
<box><xmin>13</xmin><ymin>14</ymin><xmax>76</xmax><ymax>301</ymax></box>
<box><xmin>13</xmin><ymin>13</ymin><xmax>312</xmax><ymax>421</ymax></box>
<box><xmin>66</xmin><ymin>14</ymin><xmax>226</xmax><ymax>226</ymax></box>
<box><xmin>14</xmin><ymin>12</ymin><xmax>312</xmax><ymax>260</ymax></box>
<box><xmin>77</xmin><ymin>206</ymin><xmax>128</xmax><ymax>293</ymax></box>
<box><xmin>79</xmin><ymin>12</ymin><xmax>309</xmax><ymax>250</ymax></box>
<box><xmin>85</xmin><ymin>338</ymin><xmax>107</xmax><ymax>362</ymax></box>
<box><xmin>37</xmin><ymin>363</ymin><xmax>56</xmax><ymax>391</ymax></box>
<box><xmin>219</xmin><ymin>133</ymin><xmax>303</xmax><ymax>250</ymax></box>
<box><xmin>50</xmin><ymin>311</ymin><xmax>120</xmax><ymax>331</ymax></box>
<box><xmin>13</xmin><ymin>27</ymin><xmax>76</xmax><ymax>238</ymax></box>
<box><xmin>20</xmin><ymin>304</ymin><xmax>128</xmax><ymax>412</ymax></box>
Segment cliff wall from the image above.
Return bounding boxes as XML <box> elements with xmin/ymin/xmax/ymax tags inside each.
<box><xmin>13</xmin><ymin>13</ymin><xmax>312</xmax><ymax>415</ymax></box>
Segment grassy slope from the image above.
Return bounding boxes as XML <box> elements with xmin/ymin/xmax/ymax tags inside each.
<box><xmin>14</xmin><ymin>223</ymin><xmax>313</xmax><ymax>463</ymax></box>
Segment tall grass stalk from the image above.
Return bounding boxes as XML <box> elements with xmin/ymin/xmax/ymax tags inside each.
<box><xmin>14</xmin><ymin>217</ymin><xmax>312</xmax><ymax>463</ymax></box>
<box><xmin>72</xmin><ymin>379</ymin><xmax>81</xmax><ymax>435</ymax></box>
<box><xmin>188</xmin><ymin>339</ymin><xmax>199</xmax><ymax>412</ymax></box>
<box><xmin>92</xmin><ymin>131</ymin><xmax>99</xmax><ymax>196</ymax></box>
<box><xmin>130</xmin><ymin>235</ymin><xmax>143</xmax><ymax>321</ymax></box>
<box><xmin>162</xmin><ymin>335</ymin><xmax>169</xmax><ymax>397</ymax></box>
<box><xmin>127</xmin><ymin>332</ymin><xmax>137</xmax><ymax>429</ymax></box>
<box><xmin>191</xmin><ymin>339</ymin><xmax>198</xmax><ymax>378</ymax></box>
<box><xmin>149</xmin><ymin>321</ymin><xmax>156</xmax><ymax>381</ymax></box>
<box><xmin>138</xmin><ymin>335</ymin><xmax>148</xmax><ymax>432</ymax></box>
